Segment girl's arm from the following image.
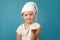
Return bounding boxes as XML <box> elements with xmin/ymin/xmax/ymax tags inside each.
<box><xmin>16</xmin><ymin>33</ymin><xmax>22</xmax><ymax>40</ymax></box>
<box><xmin>31</xmin><ymin>27</ymin><xmax>41</xmax><ymax>40</ymax></box>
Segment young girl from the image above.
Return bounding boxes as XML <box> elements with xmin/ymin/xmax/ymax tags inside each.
<box><xmin>16</xmin><ymin>2</ymin><xmax>41</xmax><ymax>40</ymax></box>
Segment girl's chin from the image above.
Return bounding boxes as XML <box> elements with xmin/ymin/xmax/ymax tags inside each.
<box><xmin>27</xmin><ymin>22</ymin><xmax>32</xmax><ymax>23</ymax></box>
<box><xmin>27</xmin><ymin>21</ymin><xmax>33</xmax><ymax>24</ymax></box>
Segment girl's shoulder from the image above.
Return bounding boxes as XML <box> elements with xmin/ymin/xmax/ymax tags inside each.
<box><xmin>30</xmin><ymin>22</ymin><xmax>41</xmax><ymax>30</ymax></box>
<box><xmin>17</xmin><ymin>23</ymin><xmax>24</xmax><ymax>29</ymax></box>
<box><xmin>16</xmin><ymin>23</ymin><xmax>24</xmax><ymax>35</ymax></box>
<box><xmin>34</xmin><ymin>22</ymin><xmax>41</xmax><ymax>27</ymax></box>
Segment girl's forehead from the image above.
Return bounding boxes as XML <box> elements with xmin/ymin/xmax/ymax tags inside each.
<box><xmin>24</xmin><ymin>11</ymin><xmax>33</xmax><ymax>14</ymax></box>
<box><xmin>22</xmin><ymin>11</ymin><xmax>36</xmax><ymax>16</ymax></box>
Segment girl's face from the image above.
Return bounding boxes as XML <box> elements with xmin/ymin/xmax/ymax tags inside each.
<box><xmin>22</xmin><ymin>11</ymin><xmax>36</xmax><ymax>24</ymax></box>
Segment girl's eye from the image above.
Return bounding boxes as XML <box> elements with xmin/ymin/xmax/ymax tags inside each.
<box><xmin>25</xmin><ymin>14</ymin><xmax>27</xmax><ymax>16</ymax></box>
<box><xmin>29</xmin><ymin>14</ymin><xmax>33</xmax><ymax>16</ymax></box>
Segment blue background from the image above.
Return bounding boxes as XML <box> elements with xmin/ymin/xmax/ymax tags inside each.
<box><xmin>0</xmin><ymin>0</ymin><xmax>60</xmax><ymax>40</ymax></box>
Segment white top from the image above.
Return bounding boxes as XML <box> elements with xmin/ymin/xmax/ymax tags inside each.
<box><xmin>16</xmin><ymin>22</ymin><xmax>41</xmax><ymax>40</ymax></box>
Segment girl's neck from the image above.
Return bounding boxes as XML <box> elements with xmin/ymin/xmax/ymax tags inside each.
<box><xmin>25</xmin><ymin>21</ymin><xmax>35</xmax><ymax>26</ymax></box>
<box><xmin>24</xmin><ymin>22</ymin><xmax>34</xmax><ymax>30</ymax></box>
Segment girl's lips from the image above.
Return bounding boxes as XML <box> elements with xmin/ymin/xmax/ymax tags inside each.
<box><xmin>27</xmin><ymin>18</ymin><xmax>31</xmax><ymax>20</ymax></box>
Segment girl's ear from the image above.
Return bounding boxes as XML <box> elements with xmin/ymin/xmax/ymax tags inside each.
<box><xmin>22</xmin><ymin>12</ymin><xmax>24</xmax><ymax>16</ymax></box>
<box><xmin>22</xmin><ymin>13</ymin><xmax>23</xmax><ymax>16</ymax></box>
<box><xmin>22</xmin><ymin>14</ymin><xmax>23</xmax><ymax>16</ymax></box>
<box><xmin>35</xmin><ymin>12</ymin><xmax>37</xmax><ymax>15</ymax></box>
<box><xmin>22</xmin><ymin>13</ymin><xmax>24</xmax><ymax>18</ymax></box>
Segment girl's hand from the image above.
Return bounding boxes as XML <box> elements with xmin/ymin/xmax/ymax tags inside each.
<box><xmin>31</xmin><ymin>29</ymin><xmax>36</xmax><ymax>33</ymax></box>
<box><xmin>31</xmin><ymin>27</ymin><xmax>40</xmax><ymax>40</ymax></box>
<box><xmin>31</xmin><ymin>29</ymin><xmax>37</xmax><ymax>40</ymax></box>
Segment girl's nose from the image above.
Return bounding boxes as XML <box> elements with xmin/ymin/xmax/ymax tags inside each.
<box><xmin>27</xmin><ymin>15</ymin><xmax>30</xmax><ymax>18</ymax></box>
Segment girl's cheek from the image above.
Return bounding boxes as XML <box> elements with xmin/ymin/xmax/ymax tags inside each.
<box><xmin>31</xmin><ymin>16</ymin><xmax>35</xmax><ymax>21</ymax></box>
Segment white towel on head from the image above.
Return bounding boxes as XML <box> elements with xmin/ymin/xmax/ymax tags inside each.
<box><xmin>21</xmin><ymin>2</ymin><xmax>38</xmax><ymax>14</ymax></box>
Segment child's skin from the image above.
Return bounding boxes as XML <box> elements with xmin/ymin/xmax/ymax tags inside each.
<box><xmin>16</xmin><ymin>11</ymin><xmax>40</xmax><ymax>40</ymax></box>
